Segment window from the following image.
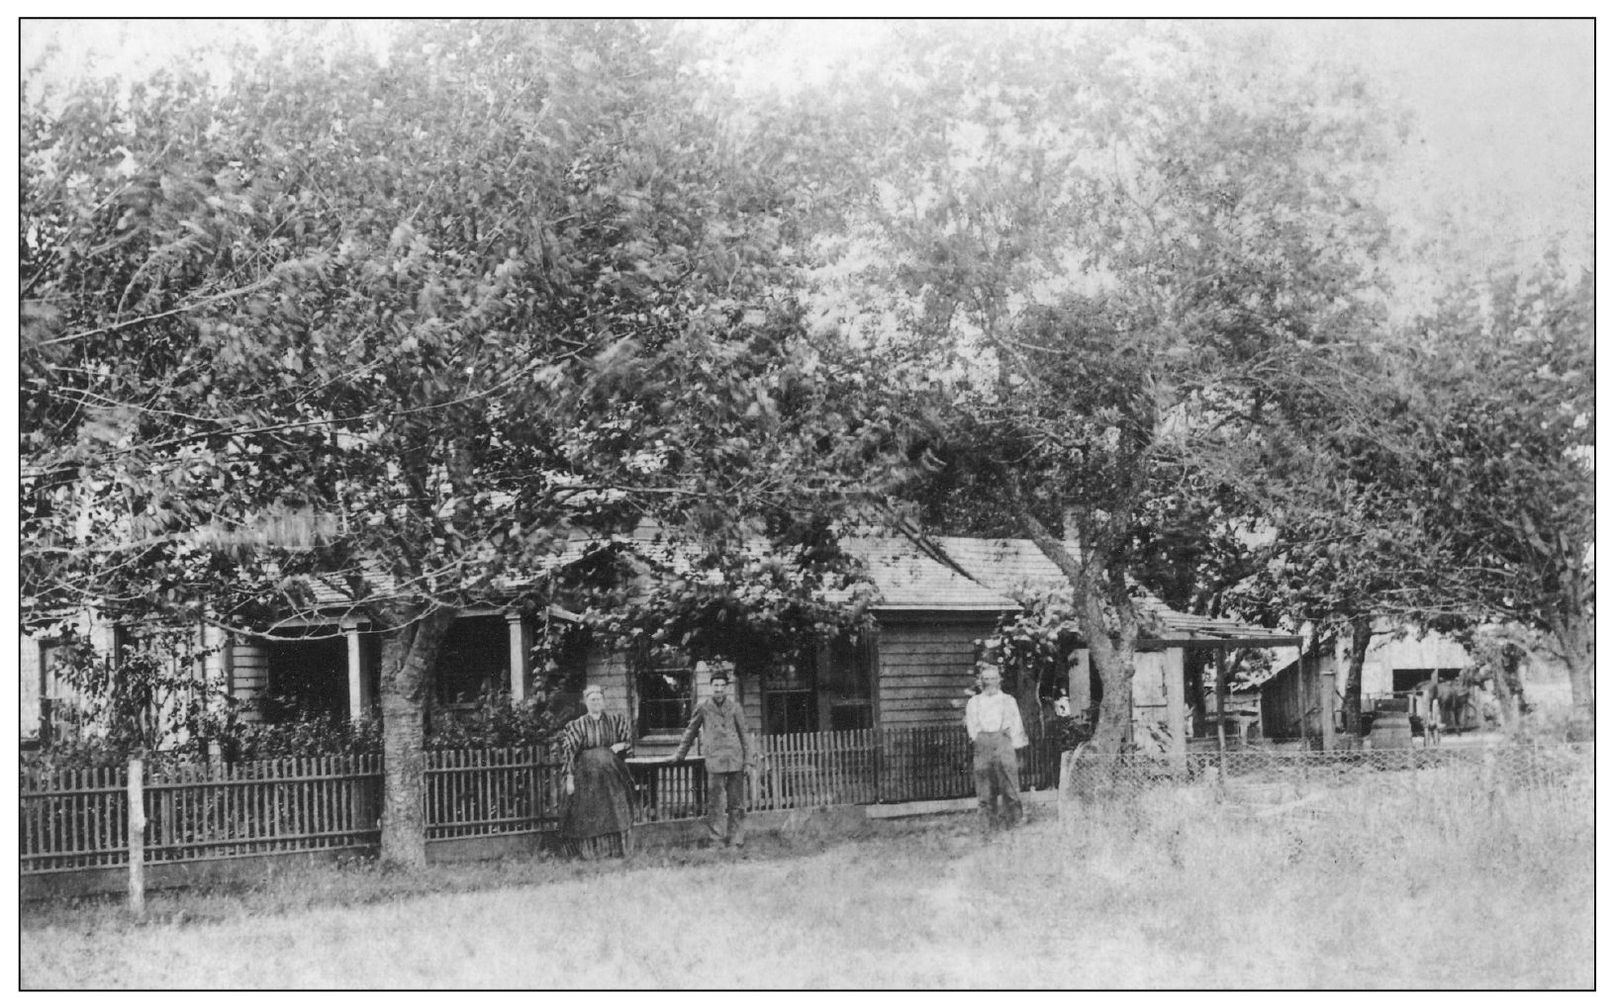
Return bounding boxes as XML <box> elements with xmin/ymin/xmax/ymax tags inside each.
<box><xmin>637</xmin><ymin>664</ymin><xmax>693</xmax><ymax>737</ymax></box>
<box><xmin>31</xmin><ymin>640</ymin><xmax>71</xmax><ymax>744</ymax></box>
<box><xmin>38</xmin><ymin>640</ymin><xmax>69</xmax><ymax>701</ymax></box>
<box><xmin>765</xmin><ymin>649</ymin><xmax>819</xmax><ymax>735</ymax></box>
<box><xmin>763</xmin><ymin>634</ymin><xmax>876</xmax><ymax>735</ymax></box>
<box><xmin>824</xmin><ymin>634</ymin><xmax>874</xmax><ymax>731</ymax></box>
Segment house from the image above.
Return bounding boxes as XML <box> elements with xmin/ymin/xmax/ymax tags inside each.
<box><xmin>21</xmin><ymin>526</ymin><xmax>1014</xmax><ymax>748</ymax></box>
<box><xmin>23</xmin><ymin>527</ymin><xmax>1299</xmax><ymax>757</ymax></box>
<box><xmin>567</xmin><ymin>531</ymin><xmax>1023</xmax><ymax>754</ymax></box>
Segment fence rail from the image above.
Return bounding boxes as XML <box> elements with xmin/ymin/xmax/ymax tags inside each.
<box><xmin>20</xmin><ymin>755</ymin><xmax>383</xmax><ymax>873</ymax></box>
<box><xmin>22</xmin><ymin>732</ymin><xmax>1588</xmax><ymax>876</ymax></box>
<box><xmin>424</xmin><ymin>747</ymin><xmax>559</xmax><ymax>839</ymax></box>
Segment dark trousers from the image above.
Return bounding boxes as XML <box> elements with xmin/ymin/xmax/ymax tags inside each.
<box><xmin>973</xmin><ymin>731</ymin><xmax>1022</xmax><ymax>830</ymax></box>
<box><xmin>704</xmin><ymin>768</ymin><xmax>748</xmax><ymax>845</ymax></box>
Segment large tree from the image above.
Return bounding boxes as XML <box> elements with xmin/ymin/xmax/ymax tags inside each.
<box><xmin>795</xmin><ymin>22</ymin><xmax>1399</xmax><ymax>779</ymax></box>
<box><xmin>22</xmin><ymin>20</ymin><xmax>868</xmax><ymax>864</ymax></box>
<box><xmin>1399</xmin><ymin>261</ymin><xmax>1595</xmax><ymax>737</ymax></box>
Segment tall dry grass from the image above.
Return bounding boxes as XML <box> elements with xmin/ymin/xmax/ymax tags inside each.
<box><xmin>22</xmin><ymin>759</ymin><xmax>1591</xmax><ymax>989</ymax></box>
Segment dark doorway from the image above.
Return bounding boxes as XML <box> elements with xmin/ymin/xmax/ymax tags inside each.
<box><xmin>1392</xmin><ymin>668</ymin><xmax>1462</xmax><ymax>694</ymax></box>
<box><xmin>436</xmin><ymin>616</ymin><xmax>510</xmax><ymax>705</ymax></box>
<box><xmin>265</xmin><ymin>629</ymin><xmax>348</xmax><ymax>722</ymax></box>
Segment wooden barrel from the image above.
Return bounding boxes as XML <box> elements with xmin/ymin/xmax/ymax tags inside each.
<box><xmin>1369</xmin><ymin>713</ymin><xmax>1412</xmax><ymax>750</ymax></box>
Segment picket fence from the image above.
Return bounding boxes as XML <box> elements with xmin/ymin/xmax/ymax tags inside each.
<box><xmin>20</xmin><ymin>725</ymin><xmax>1065</xmax><ymax>874</ymax></box>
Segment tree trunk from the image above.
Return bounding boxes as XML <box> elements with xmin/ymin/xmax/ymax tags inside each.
<box><xmin>1489</xmin><ymin>643</ymin><xmax>1525</xmax><ymax>733</ymax></box>
<box><xmin>1556</xmin><ymin>614</ymin><xmax>1594</xmax><ymax>742</ymax></box>
<box><xmin>1012</xmin><ymin>668</ymin><xmax>1044</xmax><ymax>743</ymax></box>
<box><xmin>1341</xmin><ymin>616</ymin><xmax>1372</xmax><ymax>743</ymax></box>
<box><xmin>1016</xmin><ymin>507</ymin><xmax>1138</xmax><ymax>798</ymax></box>
<box><xmin>377</xmin><ymin>605</ymin><xmax>457</xmax><ymax>868</ymax></box>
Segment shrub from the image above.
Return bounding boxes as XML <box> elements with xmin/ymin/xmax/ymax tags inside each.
<box><xmin>425</xmin><ymin>689</ymin><xmax>570</xmax><ymax>750</ymax></box>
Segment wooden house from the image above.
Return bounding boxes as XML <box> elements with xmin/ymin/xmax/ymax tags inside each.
<box><xmin>23</xmin><ymin>528</ymin><xmax>1298</xmax><ymax>757</ymax></box>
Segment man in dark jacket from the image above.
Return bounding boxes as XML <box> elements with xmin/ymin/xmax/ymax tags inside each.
<box><xmin>672</xmin><ymin>669</ymin><xmax>753</xmax><ymax>848</ymax></box>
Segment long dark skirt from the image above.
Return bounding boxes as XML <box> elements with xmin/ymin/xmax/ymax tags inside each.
<box><xmin>561</xmin><ymin>747</ymin><xmax>634</xmax><ymax>858</ymax></box>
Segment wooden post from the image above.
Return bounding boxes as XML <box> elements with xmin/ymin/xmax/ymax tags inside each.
<box><xmin>1297</xmin><ymin>636</ymin><xmax>1313</xmax><ymax>746</ymax></box>
<box><xmin>1163</xmin><ymin>647</ymin><xmax>1188</xmax><ymax>772</ymax></box>
<box><xmin>344</xmin><ymin>622</ymin><xmax>369</xmax><ymax>723</ymax></box>
<box><xmin>1319</xmin><ymin>666</ymin><xmax>1337</xmax><ymax>751</ymax></box>
<box><xmin>127</xmin><ymin>757</ymin><xmax>146</xmax><ymax>916</ymax></box>
<box><xmin>505</xmin><ymin>612</ymin><xmax>532</xmax><ymax>702</ymax></box>
<box><xmin>1214</xmin><ymin>649</ymin><xmax>1228</xmax><ymax>774</ymax></box>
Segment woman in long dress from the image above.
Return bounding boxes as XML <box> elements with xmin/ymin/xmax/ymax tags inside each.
<box><xmin>558</xmin><ymin>686</ymin><xmax>635</xmax><ymax>858</ymax></box>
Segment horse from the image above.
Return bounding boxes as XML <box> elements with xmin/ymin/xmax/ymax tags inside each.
<box><xmin>1410</xmin><ymin>672</ymin><xmax>1443</xmax><ymax>747</ymax></box>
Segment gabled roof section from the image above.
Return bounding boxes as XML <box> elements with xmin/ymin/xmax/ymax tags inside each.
<box><xmin>929</xmin><ymin>536</ymin><xmax>1300</xmax><ymax>649</ymax></box>
<box><xmin>841</xmin><ymin>536</ymin><xmax>1020</xmax><ymax>613</ymax></box>
<box><xmin>564</xmin><ymin>529</ymin><xmax>1017</xmax><ymax>614</ymax></box>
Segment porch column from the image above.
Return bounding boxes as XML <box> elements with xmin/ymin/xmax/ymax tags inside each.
<box><xmin>201</xmin><ymin>625</ymin><xmax>230</xmax><ymax>687</ymax></box>
<box><xmin>506</xmin><ymin>611</ymin><xmax>532</xmax><ymax>702</ymax></box>
<box><xmin>1164</xmin><ymin>646</ymin><xmax>1187</xmax><ymax>767</ymax></box>
<box><xmin>343</xmin><ymin>622</ymin><xmax>370</xmax><ymax>722</ymax></box>
<box><xmin>201</xmin><ymin>625</ymin><xmax>229</xmax><ymax>758</ymax></box>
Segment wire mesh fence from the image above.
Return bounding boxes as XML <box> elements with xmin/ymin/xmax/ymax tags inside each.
<box><xmin>1069</xmin><ymin>743</ymin><xmax>1595</xmax><ymax>806</ymax></box>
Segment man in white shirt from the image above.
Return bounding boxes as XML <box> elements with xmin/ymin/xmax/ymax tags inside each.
<box><xmin>964</xmin><ymin>662</ymin><xmax>1029</xmax><ymax>832</ymax></box>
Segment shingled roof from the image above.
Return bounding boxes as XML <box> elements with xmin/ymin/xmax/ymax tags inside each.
<box><xmin>290</xmin><ymin>525</ymin><xmax>1292</xmax><ymax>644</ymax></box>
<box><xmin>841</xmin><ymin>536</ymin><xmax>1019</xmax><ymax>613</ymax></box>
<box><xmin>298</xmin><ymin>525</ymin><xmax>1018</xmax><ymax>616</ymax></box>
<box><xmin>580</xmin><ymin>530</ymin><xmax>1016</xmax><ymax>613</ymax></box>
<box><xmin>926</xmin><ymin>536</ymin><xmax>1300</xmax><ymax>649</ymax></box>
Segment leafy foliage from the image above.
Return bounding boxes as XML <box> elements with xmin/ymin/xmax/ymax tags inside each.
<box><xmin>21</xmin><ymin>20</ymin><xmax>890</xmax><ymax>862</ymax></box>
<box><xmin>424</xmin><ymin>691</ymin><xmax>567</xmax><ymax>750</ymax></box>
<box><xmin>792</xmin><ymin>22</ymin><xmax>1401</xmax><ymax>765</ymax></box>
<box><xmin>42</xmin><ymin>626</ymin><xmax>234</xmax><ymax>756</ymax></box>
<box><xmin>560</xmin><ymin>524</ymin><xmax>877</xmax><ymax>683</ymax></box>
<box><xmin>21</xmin><ymin>21</ymin><xmax>857</xmax><ymax>639</ymax></box>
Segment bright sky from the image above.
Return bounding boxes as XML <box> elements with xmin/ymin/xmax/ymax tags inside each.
<box><xmin>1293</xmin><ymin>20</ymin><xmax>1592</xmax><ymax>272</ymax></box>
<box><xmin>19</xmin><ymin>17</ymin><xmax>1593</xmax><ymax>275</ymax></box>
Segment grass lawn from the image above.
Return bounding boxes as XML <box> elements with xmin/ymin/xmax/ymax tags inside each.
<box><xmin>21</xmin><ymin>775</ymin><xmax>1593</xmax><ymax>989</ymax></box>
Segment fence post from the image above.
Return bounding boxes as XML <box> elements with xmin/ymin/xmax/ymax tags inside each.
<box><xmin>874</xmin><ymin>727</ymin><xmax>886</xmax><ymax>803</ymax></box>
<box><xmin>127</xmin><ymin>756</ymin><xmax>146</xmax><ymax>916</ymax></box>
